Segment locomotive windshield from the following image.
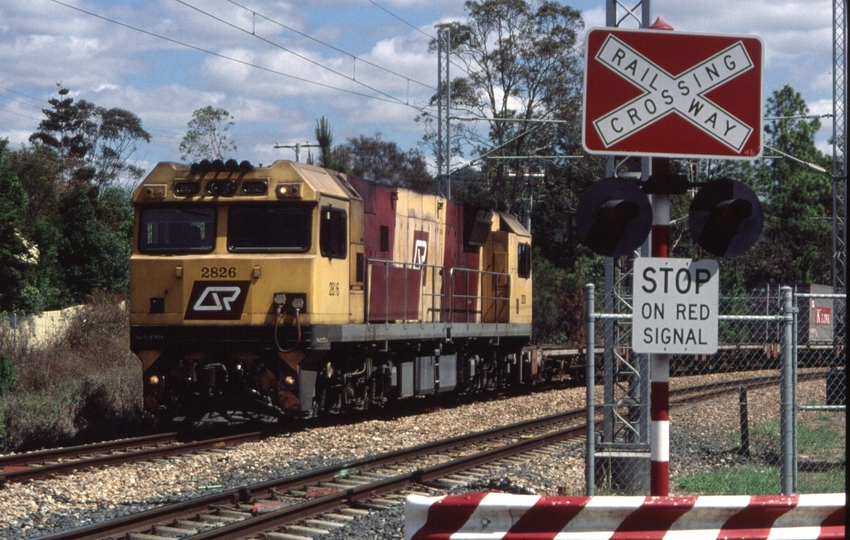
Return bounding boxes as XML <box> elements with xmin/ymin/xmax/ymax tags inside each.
<box><xmin>228</xmin><ymin>204</ymin><xmax>312</xmax><ymax>252</ymax></box>
<box><xmin>138</xmin><ymin>207</ymin><xmax>215</xmax><ymax>253</ymax></box>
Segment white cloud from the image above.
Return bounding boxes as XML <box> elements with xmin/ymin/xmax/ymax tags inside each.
<box><xmin>0</xmin><ymin>0</ymin><xmax>839</xmax><ymax>173</ymax></box>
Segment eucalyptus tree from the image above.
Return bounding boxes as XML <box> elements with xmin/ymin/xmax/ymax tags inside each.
<box><xmin>29</xmin><ymin>85</ymin><xmax>150</xmax><ymax>193</ymax></box>
<box><xmin>421</xmin><ymin>0</ymin><xmax>586</xmax><ymax>213</ymax></box>
<box><xmin>179</xmin><ymin>106</ymin><xmax>237</xmax><ymax>162</ymax></box>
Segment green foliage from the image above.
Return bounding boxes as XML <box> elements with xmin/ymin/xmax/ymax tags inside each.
<box><xmin>314</xmin><ymin>116</ymin><xmax>347</xmax><ymax>172</ymax></box>
<box><xmin>0</xmin><ymin>141</ymin><xmax>41</xmax><ymax>313</ymax></box>
<box><xmin>179</xmin><ymin>106</ymin><xmax>237</xmax><ymax>162</ymax></box>
<box><xmin>0</xmin><ymin>352</ymin><xmax>16</xmax><ymax>394</ymax></box>
<box><xmin>718</xmin><ymin>85</ymin><xmax>831</xmax><ymax>287</ymax></box>
<box><xmin>0</xmin><ymin>85</ymin><xmax>142</xmax><ymax>312</ymax></box>
<box><xmin>29</xmin><ymin>84</ymin><xmax>150</xmax><ymax>192</ymax></box>
<box><xmin>531</xmin><ymin>248</ymin><xmax>602</xmax><ymax>344</ymax></box>
<box><xmin>336</xmin><ymin>133</ymin><xmax>436</xmax><ymax>193</ymax></box>
<box><xmin>57</xmin><ymin>187</ymin><xmax>131</xmax><ymax>302</ymax></box>
<box><xmin>421</xmin><ymin>0</ymin><xmax>585</xmax><ymax>212</ymax></box>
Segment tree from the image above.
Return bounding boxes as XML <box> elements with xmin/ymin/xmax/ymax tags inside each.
<box><xmin>750</xmin><ymin>85</ymin><xmax>831</xmax><ymax>285</ymax></box>
<box><xmin>0</xmin><ymin>140</ymin><xmax>42</xmax><ymax>313</ymax></box>
<box><xmin>89</xmin><ymin>107</ymin><xmax>150</xmax><ymax>190</ymax></box>
<box><xmin>179</xmin><ymin>106</ymin><xmax>237</xmax><ymax>162</ymax></box>
<box><xmin>29</xmin><ymin>84</ymin><xmax>150</xmax><ymax>192</ymax></box>
<box><xmin>57</xmin><ymin>185</ymin><xmax>130</xmax><ymax>302</ymax></box>
<box><xmin>336</xmin><ymin>133</ymin><xmax>435</xmax><ymax>193</ymax></box>
<box><xmin>29</xmin><ymin>85</ymin><xmax>97</xmax><ymax>183</ymax></box>
<box><xmin>313</xmin><ymin>116</ymin><xmax>346</xmax><ymax>172</ymax></box>
<box><xmin>420</xmin><ymin>0</ymin><xmax>585</xmax><ymax>212</ymax></box>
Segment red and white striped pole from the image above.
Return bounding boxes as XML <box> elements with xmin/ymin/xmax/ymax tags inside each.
<box><xmin>650</xmin><ymin>155</ymin><xmax>671</xmax><ymax>496</ymax></box>
<box><xmin>648</xmin><ymin>15</ymin><xmax>673</xmax><ymax>498</ymax></box>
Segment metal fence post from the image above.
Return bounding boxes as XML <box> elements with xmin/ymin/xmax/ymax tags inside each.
<box><xmin>779</xmin><ymin>286</ymin><xmax>796</xmax><ymax>494</ymax></box>
<box><xmin>585</xmin><ymin>284</ymin><xmax>596</xmax><ymax>496</ymax></box>
<box><xmin>739</xmin><ymin>386</ymin><xmax>749</xmax><ymax>458</ymax></box>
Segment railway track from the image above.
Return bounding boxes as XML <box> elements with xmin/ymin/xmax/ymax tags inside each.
<box><xmin>29</xmin><ymin>372</ymin><xmax>822</xmax><ymax>540</ymax></box>
<box><xmin>1</xmin><ymin>371</ymin><xmax>825</xmax><ymax>489</ymax></box>
<box><xmin>0</xmin><ymin>430</ymin><xmax>268</xmax><ymax>486</ymax></box>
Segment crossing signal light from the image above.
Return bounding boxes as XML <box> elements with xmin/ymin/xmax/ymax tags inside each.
<box><xmin>689</xmin><ymin>178</ymin><xmax>763</xmax><ymax>258</ymax></box>
<box><xmin>576</xmin><ymin>177</ymin><xmax>652</xmax><ymax>257</ymax></box>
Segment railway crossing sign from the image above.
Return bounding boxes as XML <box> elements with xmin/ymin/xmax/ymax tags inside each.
<box><xmin>632</xmin><ymin>258</ymin><xmax>719</xmax><ymax>354</ymax></box>
<box><xmin>582</xmin><ymin>28</ymin><xmax>763</xmax><ymax>159</ymax></box>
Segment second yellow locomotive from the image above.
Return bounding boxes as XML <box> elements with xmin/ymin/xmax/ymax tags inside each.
<box><xmin>130</xmin><ymin>159</ymin><xmax>532</xmax><ymax>421</ymax></box>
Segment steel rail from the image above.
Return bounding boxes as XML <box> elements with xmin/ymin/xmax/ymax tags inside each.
<box><xmin>1</xmin><ymin>431</ymin><xmax>264</xmax><ymax>485</ymax></box>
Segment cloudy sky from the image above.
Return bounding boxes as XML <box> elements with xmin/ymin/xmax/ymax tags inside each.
<box><xmin>0</xmin><ymin>0</ymin><xmax>837</xmax><ymax>178</ymax></box>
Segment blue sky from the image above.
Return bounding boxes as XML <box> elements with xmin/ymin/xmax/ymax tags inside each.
<box><xmin>0</xmin><ymin>0</ymin><xmax>838</xmax><ymax>180</ymax></box>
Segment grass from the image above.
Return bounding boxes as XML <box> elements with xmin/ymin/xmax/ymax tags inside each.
<box><xmin>678</xmin><ymin>414</ymin><xmax>846</xmax><ymax>495</ymax></box>
<box><xmin>0</xmin><ymin>292</ymin><xmax>154</xmax><ymax>453</ymax></box>
<box><xmin>678</xmin><ymin>465</ymin><xmax>845</xmax><ymax>495</ymax></box>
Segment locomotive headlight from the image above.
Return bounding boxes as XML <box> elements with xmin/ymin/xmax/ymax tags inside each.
<box><xmin>142</xmin><ymin>184</ymin><xmax>167</xmax><ymax>199</ymax></box>
<box><xmin>284</xmin><ymin>375</ymin><xmax>296</xmax><ymax>387</ymax></box>
<box><xmin>276</xmin><ymin>183</ymin><xmax>302</xmax><ymax>198</ymax></box>
<box><xmin>206</xmin><ymin>180</ymin><xmax>238</xmax><ymax>197</ymax></box>
<box><xmin>220</xmin><ymin>180</ymin><xmax>237</xmax><ymax>196</ymax></box>
<box><xmin>148</xmin><ymin>375</ymin><xmax>160</xmax><ymax>386</ymax></box>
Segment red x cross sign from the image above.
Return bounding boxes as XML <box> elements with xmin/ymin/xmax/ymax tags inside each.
<box><xmin>582</xmin><ymin>28</ymin><xmax>763</xmax><ymax>159</ymax></box>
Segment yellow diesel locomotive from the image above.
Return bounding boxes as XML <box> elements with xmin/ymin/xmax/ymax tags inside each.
<box><xmin>130</xmin><ymin>159</ymin><xmax>532</xmax><ymax>421</ymax></box>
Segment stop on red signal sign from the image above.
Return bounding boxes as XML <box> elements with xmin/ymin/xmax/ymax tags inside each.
<box><xmin>582</xmin><ymin>28</ymin><xmax>763</xmax><ymax>159</ymax></box>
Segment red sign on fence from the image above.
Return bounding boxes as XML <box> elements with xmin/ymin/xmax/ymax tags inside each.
<box><xmin>814</xmin><ymin>307</ymin><xmax>832</xmax><ymax>326</ymax></box>
<box><xmin>582</xmin><ymin>28</ymin><xmax>763</xmax><ymax>159</ymax></box>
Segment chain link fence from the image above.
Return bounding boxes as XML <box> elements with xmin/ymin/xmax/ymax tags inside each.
<box><xmin>586</xmin><ymin>284</ymin><xmax>845</xmax><ymax>496</ymax></box>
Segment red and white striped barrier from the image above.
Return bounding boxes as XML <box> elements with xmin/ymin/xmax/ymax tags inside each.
<box><xmin>405</xmin><ymin>492</ymin><xmax>845</xmax><ymax>540</ymax></box>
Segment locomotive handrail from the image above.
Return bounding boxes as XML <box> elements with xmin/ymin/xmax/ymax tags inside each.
<box><xmin>365</xmin><ymin>258</ymin><xmax>447</xmax><ymax>325</ymax></box>
<box><xmin>447</xmin><ymin>267</ymin><xmax>511</xmax><ymax>324</ymax></box>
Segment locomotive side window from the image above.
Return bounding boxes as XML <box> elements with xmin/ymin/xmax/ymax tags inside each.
<box><xmin>228</xmin><ymin>205</ymin><xmax>311</xmax><ymax>252</ymax></box>
<box><xmin>320</xmin><ymin>205</ymin><xmax>347</xmax><ymax>259</ymax></box>
<box><xmin>139</xmin><ymin>207</ymin><xmax>215</xmax><ymax>253</ymax></box>
<box><xmin>518</xmin><ymin>242</ymin><xmax>531</xmax><ymax>279</ymax></box>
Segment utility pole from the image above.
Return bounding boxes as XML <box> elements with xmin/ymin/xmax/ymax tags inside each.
<box><xmin>437</xmin><ymin>27</ymin><xmax>451</xmax><ymax>199</ymax></box>
<box><xmin>274</xmin><ymin>142</ymin><xmax>321</xmax><ymax>163</ymax></box>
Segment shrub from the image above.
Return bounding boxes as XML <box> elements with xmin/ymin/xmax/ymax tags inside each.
<box><xmin>0</xmin><ymin>352</ymin><xmax>16</xmax><ymax>393</ymax></box>
<box><xmin>0</xmin><ymin>293</ymin><xmax>151</xmax><ymax>453</ymax></box>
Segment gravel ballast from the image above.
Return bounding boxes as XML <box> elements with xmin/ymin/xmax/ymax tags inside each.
<box><xmin>0</xmin><ymin>373</ymin><xmax>839</xmax><ymax>539</ymax></box>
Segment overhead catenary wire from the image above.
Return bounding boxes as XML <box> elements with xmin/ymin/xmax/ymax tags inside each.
<box><xmin>46</xmin><ymin>0</ymin><xmax>433</xmax><ymax>112</ymax></box>
<box><xmin>175</xmin><ymin>0</ymin><xmax>428</xmax><ymax>107</ymax></box>
<box><xmin>225</xmin><ymin>0</ymin><xmax>435</xmax><ymax>92</ymax></box>
<box><xmin>367</xmin><ymin>0</ymin><xmax>435</xmax><ymax>40</ymax></box>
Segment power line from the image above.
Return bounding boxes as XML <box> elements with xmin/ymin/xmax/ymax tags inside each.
<box><xmin>225</xmin><ymin>0</ymin><xmax>435</xmax><ymax>91</ymax></box>
<box><xmin>367</xmin><ymin>0</ymin><xmax>434</xmax><ymax>40</ymax></box>
<box><xmin>0</xmin><ymin>86</ymin><xmax>48</xmax><ymax>109</ymax></box>
<box><xmin>0</xmin><ymin>107</ymin><xmax>42</xmax><ymax>122</ymax></box>
<box><xmin>175</xmin><ymin>0</ymin><xmax>422</xmax><ymax>107</ymax></box>
<box><xmin>46</xmin><ymin>0</ymin><xmax>432</xmax><ymax>111</ymax></box>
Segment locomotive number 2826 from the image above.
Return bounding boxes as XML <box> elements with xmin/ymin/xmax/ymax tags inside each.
<box><xmin>201</xmin><ymin>267</ymin><xmax>237</xmax><ymax>278</ymax></box>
